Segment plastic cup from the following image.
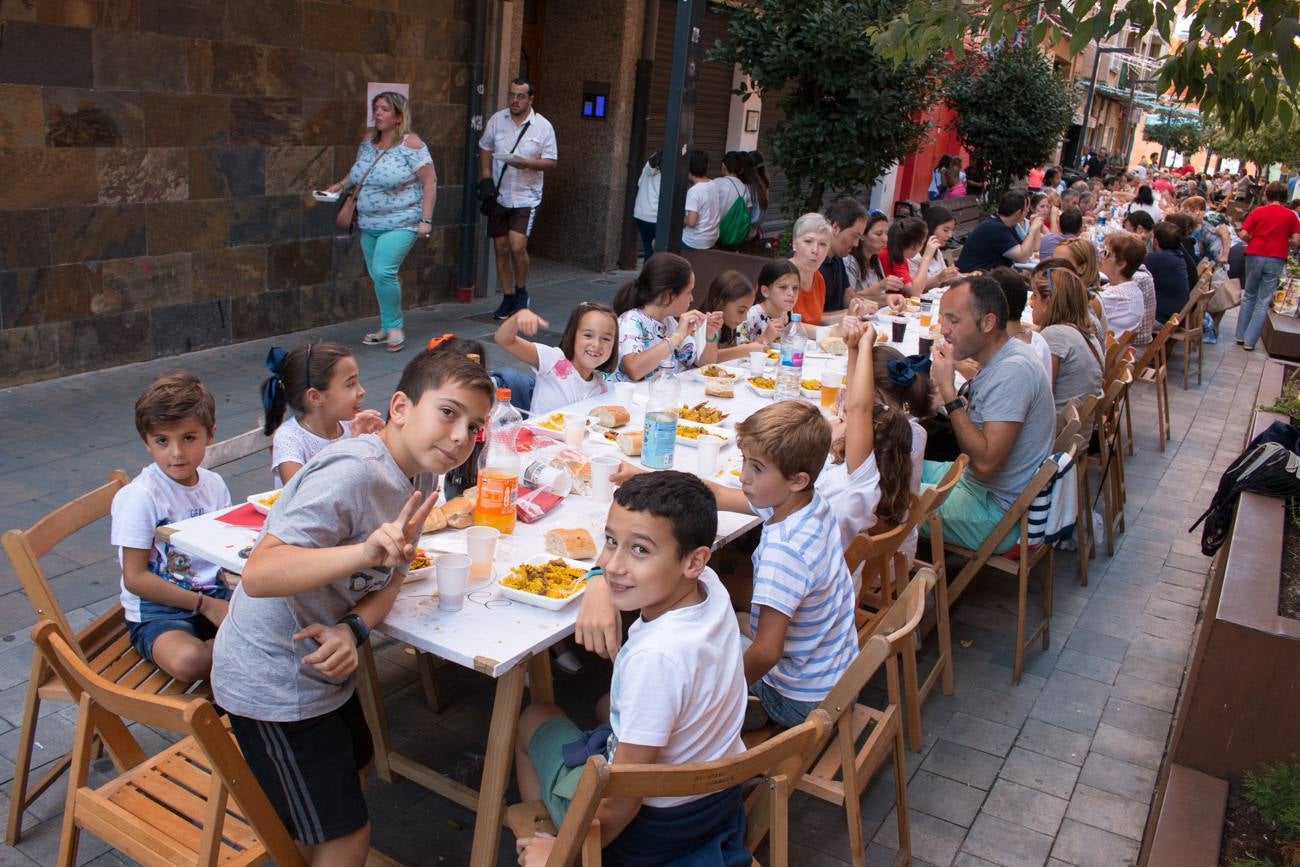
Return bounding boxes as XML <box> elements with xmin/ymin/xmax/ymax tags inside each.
<box><xmin>436</xmin><ymin>553</ymin><xmax>471</xmax><ymax>611</ymax></box>
<box><xmin>614</xmin><ymin>381</ymin><xmax>634</xmax><ymax>405</ymax></box>
<box><xmin>522</xmin><ymin>461</ymin><xmax>572</xmax><ymax>496</ymax></box>
<box><xmin>591</xmin><ymin>455</ymin><xmax>619</xmax><ymax>503</ymax></box>
<box><xmin>563</xmin><ymin>414</ymin><xmax>587</xmax><ymax>449</ymax></box>
<box><xmin>749</xmin><ymin>351</ymin><xmax>767</xmax><ymax>375</ymax></box>
<box><xmin>696</xmin><ymin>437</ymin><xmax>722</xmax><ymax>477</ymax></box>
<box><xmin>890</xmin><ymin>317</ymin><xmax>907</xmax><ymax>343</ymax></box>
<box><xmin>919</xmin><ymin>305</ymin><xmax>932</xmax><ymax>328</ymax></box>
<box><xmin>918</xmin><ymin>335</ymin><xmax>934</xmax><ymax>358</ymax></box>
<box><xmin>465</xmin><ymin>526</ymin><xmax>499</xmax><ymax>582</ymax></box>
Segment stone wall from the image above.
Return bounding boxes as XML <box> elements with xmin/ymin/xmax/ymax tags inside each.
<box><xmin>0</xmin><ymin>0</ymin><xmax>473</xmax><ymax>386</ymax></box>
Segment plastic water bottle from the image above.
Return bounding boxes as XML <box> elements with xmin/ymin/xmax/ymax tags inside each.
<box><xmin>774</xmin><ymin>313</ymin><xmax>806</xmax><ymax>401</ymax></box>
<box><xmin>641</xmin><ymin>359</ymin><xmax>680</xmax><ymax>469</ymax></box>
<box><xmin>474</xmin><ymin>388</ymin><xmax>522</xmax><ymax>534</ymax></box>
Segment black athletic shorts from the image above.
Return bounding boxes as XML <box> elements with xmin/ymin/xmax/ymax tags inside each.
<box><xmin>226</xmin><ymin>692</ymin><xmax>374</xmax><ymax>845</ymax></box>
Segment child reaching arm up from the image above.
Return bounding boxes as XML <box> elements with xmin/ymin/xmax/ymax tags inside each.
<box><xmin>494</xmin><ymin>304</ymin><xmax>618</xmax><ymax>416</ymax></box>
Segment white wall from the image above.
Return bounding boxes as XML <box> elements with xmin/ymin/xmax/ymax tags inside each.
<box><xmin>725</xmin><ymin>66</ymin><xmax>761</xmax><ymax>152</ymax></box>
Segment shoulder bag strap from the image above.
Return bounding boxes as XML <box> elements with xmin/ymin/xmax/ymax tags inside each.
<box><xmin>495</xmin><ymin>120</ymin><xmax>533</xmax><ymax>191</ymax></box>
<box><xmin>352</xmin><ymin>142</ymin><xmax>392</xmax><ymax>193</ymax></box>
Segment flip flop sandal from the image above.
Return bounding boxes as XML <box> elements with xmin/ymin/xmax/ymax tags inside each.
<box><xmin>386</xmin><ymin>340</ymin><xmax>405</xmax><ymax>353</ymax></box>
<box><xmin>362</xmin><ymin>332</ymin><xmax>388</xmax><ymax>345</ymax></box>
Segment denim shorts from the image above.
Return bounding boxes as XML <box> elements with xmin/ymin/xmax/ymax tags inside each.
<box><xmin>748</xmin><ymin>679</ymin><xmax>819</xmax><ymax>729</ymax></box>
<box><xmin>127</xmin><ymin>584</ymin><xmax>232</xmax><ymax>663</ymax></box>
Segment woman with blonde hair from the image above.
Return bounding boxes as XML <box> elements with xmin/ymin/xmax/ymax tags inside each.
<box><xmin>1056</xmin><ymin>237</ymin><xmax>1108</xmax><ymax>338</ymax></box>
<box><xmin>1029</xmin><ymin>262</ymin><xmax>1104</xmax><ymax>413</ymax></box>
<box><xmin>788</xmin><ymin>212</ymin><xmax>834</xmax><ymax>324</ymax></box>
<box><xmin>325</xmin><ymin>90</ymin><xmax>436</xmax><ymax>353</ymax></box>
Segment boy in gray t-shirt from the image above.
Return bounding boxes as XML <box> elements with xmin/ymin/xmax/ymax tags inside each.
<box><xmin>212</xmin><ymin>351</ymin><xmax>494</xmax><ymax>861</ymax></box>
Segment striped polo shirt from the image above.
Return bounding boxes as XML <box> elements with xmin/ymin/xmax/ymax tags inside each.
<box><xmin>749</xmin><ymin>493</ymin><xmax>859</xmax><ymax>704</ymax></box>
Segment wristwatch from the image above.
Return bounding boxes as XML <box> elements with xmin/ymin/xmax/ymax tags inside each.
<box><xmin>944</xmin><ymin>396</ymin><xmax>968</xmax><ymax>416</ymax></box>
<box><xmin>339</xmin><ymin>613</ymin><xmax>370</xmax><ymax>647</ymax></box>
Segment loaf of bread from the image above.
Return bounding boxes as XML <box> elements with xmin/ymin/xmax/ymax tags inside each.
<box><xmin>819</xmin><ymin>336</ymin><xmax>848</xmax><ymax>356</ymax></box>
<box><xmin>588</xmin><ymin>405</ymin><xmax>630</xmax><ymax>428</ymax></box>
<box><xmin>616</xmin><ymin>430</ymin><xmax>642</xmax><ymax>456</ymax></box>
<box><xmin>704</xmin><ymin>379</ymin><xmax>734</xmax><ymax>398</ymax></box>
<box><xmin>423</xmin><ymin>506</ymin><xmax>448</xmax><ymax>532</ymax></box>
<box><xmin>443</xmin><ymin>495</ymin><xmax>474</xmax><ymax>529</ymax></box>
<box><xmin>545</xmin><ymin>528</ymin><xmax>597</xmax><ymax>560</ymax></box>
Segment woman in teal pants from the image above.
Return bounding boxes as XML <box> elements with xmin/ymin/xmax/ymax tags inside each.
<box><xmin>326</xmin><ymin>91</ymin><xmax>437</xmax><ymax>352</ymax></box>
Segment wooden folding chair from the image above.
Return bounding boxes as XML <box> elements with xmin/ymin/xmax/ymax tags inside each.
<box><xmin>1061</xmin><ymin>395</ymin><xmax>1100</xmax><ymax>585</ymax></box>
<box><xmin>1169</xmin><ymin>281</ymin><xmax>1215</xmax><ymax>389</ymax></box>
<box><xmin>1</xmin><ymin>472</ymin><xmax>205</xmax><ymax>845</ymax></box>
<box><xmin>1096</xmin><ymin>365</ymin><xmax>1134</xmax><ymax>555</ymax></box>
<box><xmin>945</xmin><ymin>448</ymin><xmax>1073</xmax><ymax>684</ymax></box>
<box><xmin>1104</xmin><ymin>330</ymin><xmax>1135</xmax><ymax>384</ymax></box>
<box><xmin>506</xmin><ymin>708</ymin><xmax>832</xmax><ymax>867</ymax></box>
<box><xmin>199</xmin><ymin>425</ymin><xmax>272</xmax><ymax>470</ymax></box>
<box><xmin>1126</xmin><ymin>314</ymin><xmax>1180</xmax><ymax>454</ymax></box>
<box><xmin>915</xmin><ymin>454</ymin><xmax>971</xmax><ymax>606</ymax></box>
<box><xmin>743</xmin><ymin>632</ymin><xmax>912</xmax><ymax>867</ymax></box>
<box><xmin>30</xmin><ymin>620</ymin><xmax>305</xmax><ymax>867</ymax></box>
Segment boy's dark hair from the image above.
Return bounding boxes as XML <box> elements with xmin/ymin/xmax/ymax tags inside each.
<box><xmin>261</xmin><ymin>341</ymin><xmax>354</xmax><ymax>436</ymax></box>
<box><xmin>426</xmin><ymin>335</ymin><xmax>489</xmax><ymax>366</ymax></box>
<box><xmin>989</xmin><ymin>267</ymin><xmax>1030</xmax><ymax>322</ymax></box>
<box><xmin>613</xmin><ymin>251</ymin><xmax>693</xmax><ymax>316</ymax></box>
<box><xmin>997</xmin><ymin>191</ymin><xmax>1027</xmax><ymax>217</ymax></box>
<box><xmin>135</xmin><ymin>372</ymin><xmax>216</xmax><ymax>438</ymax></box>
<box><xmin>688</xmin><ymin>149</ymin><xmax>708</xmax><ymax>178</ymax></box>
<box><xmin>1152</xmin><ymin>220</ymin><xmax>1183</xmax><ymax>251</ymax></box>
<box><xmin>395</xmin><ymin>348</ymin><xmax>495</xmax><ymax>408</ymax></box>
<box><xmin>735</xmin><ymin>401</ymin><xmax>831</xmax><ymax>486</ymax></box>
<box><xmin>1123</xmin><ymin>209</ymin><xmax>1155</xmax><ymax>232</ymax></box>
<box><xmin>559</xmin><ymin>302</ymin><xmax>618</xmax><ymax>375</ymax></box>
<box><xmin>959</xmin><ymin>275</ymin><xmax>1010</xmax><ymax>330</ymax></box>
<box><xmin>1058</xmin><ymin>207</ymin><xmax>1083</xmax><ymax>235</ymax></box>
<box><xmin>823</xmin><ymin>197</ymin><xmax>867</xmax><ymax>232</ymax></box>
<box><xmin>613</xmin><ymin>471</ymin><xmax>717</xmax><ymax>557</ymax></box>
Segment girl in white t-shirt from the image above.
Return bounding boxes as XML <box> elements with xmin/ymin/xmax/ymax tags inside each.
<box><xmin>493</xmin><ymin>303</ymin><xmax>617</xmax><ymax>416</ymax></box>
<box><xmin>261</xmin><ymin>342</ymin><xmax>385</xmax><ymax>487</ymax></box>
<box><xmin>736</xmin><ymin>259</ymin><xmax>799</xmax><ymax>350</ymax></box>
<box><xmin>613</xmin><ymin>252</ymin><xmax>722</xmax><ymax>382</ymax></box>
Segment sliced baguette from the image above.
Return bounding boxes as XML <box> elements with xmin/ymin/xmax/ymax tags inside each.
<box><xmin>588</xmin><ymin>405</ymin><xmax>630</xmax><ymax>428</ymax></box>
<box><xmin>544</xmin><ymin>528</ymin><xmax>597</xmax><ymax>560</ymax></box>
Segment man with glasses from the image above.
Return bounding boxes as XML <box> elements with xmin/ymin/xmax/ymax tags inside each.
<box><xmin>479</xmin><ymin>77</ymin><xmax>559</xmax><ymax>319</ymax></box>
<box><xmin>922</xmin><ymin>276</ymin><xmax>1055</xmax><ymax>552</ymax></box>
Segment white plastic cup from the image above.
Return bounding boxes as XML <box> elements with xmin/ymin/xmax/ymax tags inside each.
<box><xmin>522</xmin><ymin>460</ymin><xmax>572</xmax><ymax>496</ymax></box>
<box><xmin>749</xmin><ymin>351</ymin><xmax>767</xmax><ymax>375</ymax></box>
<box><xmin>591</xmin><ymin>455</ymin><xmax>619</xmax><ymax>503</ymax></box>
<box><xmin>696</xmin><ymin>437</ymin><xmax>722</xmax><ymax>477</ymax></box>
<box><xmin>465</xmin><ymin>526</ymin><xmax>500</xmax><ymax>582</ymax></box>
<box><xmin>436</xmin><ymin>553</ymin><xmax>471</xmax><ymax>611</ymax></box>
<box><xmin>563</xmin><ymin>414</ymin><xmax>587</xmax><ymax>449</ymax></box>
<box><xmin>614</xmin><ymin>381</ymin><xmax>634</xmax><ymax>405</ymax></box>
<box><xmin>815</xmin><ymin>324</ymin><xmax>831</xmax><ymax>344</ymax></box>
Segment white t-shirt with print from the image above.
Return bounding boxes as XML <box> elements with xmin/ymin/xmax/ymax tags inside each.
<box><xmin>110</xmin><ymin>463</ymin><xmax>231</xmax><ymax>622</ymax></box>
<box><xmin>529</xmin><ymin>342</ymin><xmax>610</xmax><ymax>416</ymax></box>
<box><xmin>608</xmin><ymin>568</ymin><xmax>746</xmax><ymax>808</ymax></box>
<box><xmin>737</xmin><ymin>304</ymin><xmax>787</xmax><ymax>345</ymax></box>
<box><xmin>615</xmin><ymin>308</ymin><xmax>702</xmax><ymax>381</ymax></box>
<box><xmin>682</xmin><ymin>180</ymin><xmax>721</xmax><ymax>250</ymax></box>
<box><xmin>271</xmin><ymin>416</ymin><xmax>352</xmax><ymax>488</ymax></box>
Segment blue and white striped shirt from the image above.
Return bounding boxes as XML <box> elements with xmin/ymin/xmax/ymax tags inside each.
<box><xmin>749</xmin><ymin>493</ymin><xmax>859</xmax><ymax>704</ymax></box>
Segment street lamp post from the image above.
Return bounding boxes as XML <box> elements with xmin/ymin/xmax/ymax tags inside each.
<box><xmin>1119</xmin><ymin>76</ymin><xmax>1159</xmax><ymax>168</ymax></box>
<box><xmin>1078</xmin><ymin>45</ymin><xmax>1133</xmax><ymax>165</ymax></box>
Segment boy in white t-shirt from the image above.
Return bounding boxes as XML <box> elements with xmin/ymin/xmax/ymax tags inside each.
<box><xmin>494</xmin><ymin>304</ymin><xmax>617</xmax><ymax>416</ymax></box>
<box><xmin>682</xmin><ymin>150</ymin><xmax>721</xmax><ymax>250</ymax></box>
<box><xmin>111</xmin><ymin>373</ymin><xmax>231</xmax><ymax>683</ymax></box>
<box><xmin>514</xmin><ymin>472</ymin><xmax>749</xmax><ymax>865</ymax></box>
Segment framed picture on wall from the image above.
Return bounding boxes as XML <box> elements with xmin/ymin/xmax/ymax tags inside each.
<box><xmin>366</xmin><ymin>82</ymin><xmax>410</xmax><ymax>127</ymax></box>
<box><xmin>744</xmin><ymin>109</ymin><xmax>759</xmax><ymax>134</ymax></box>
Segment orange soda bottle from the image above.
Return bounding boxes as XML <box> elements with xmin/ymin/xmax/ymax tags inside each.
<box><xmin>473</xmin><ymin>388</ymin><xmax>521</xmax><ymax>534</ymax></box>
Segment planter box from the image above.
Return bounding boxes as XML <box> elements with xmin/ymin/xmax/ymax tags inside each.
<box><xmin>1141</xmin><ymin>358</ymin><xmax>1300</xmax><ymax>863</ymax></box>
<box><xmin>1262</xmin><ymin>311</ymin><xmax>1300</xmax><ymax>361</ymax></box>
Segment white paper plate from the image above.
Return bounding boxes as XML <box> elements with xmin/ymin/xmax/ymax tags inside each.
<box><xmin>497</xmin><ymin>555</ymin><xmax>592</xmax><ymax>610</ymax></box>
<box><xmin>246</xmin><ymin>492</ymin><xmax>279</xmax><ymax>515</ymax></box>
<box><xmin>676</xmin><ymin>422</ymin><xmax>729</xmax><ymax>448</ymax></box>
<box><xmin>311</xmin><ymin>190</ymin><xmax>341</xmax><ymax>202</ymax></box>
<box><xmin>745</xmin><ymin>379</ymin><xmax>776</xmax><ymax>398</ymax></box>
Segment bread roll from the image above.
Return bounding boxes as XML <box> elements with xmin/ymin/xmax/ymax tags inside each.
<box><xmin>704</xmin><ymin>380</ymin><xmax>734</xmax><ymax>398</ymax></box>
<box><xmin>616</xmin><ymin>430</ymin><xmax>642</xmax><ymax>456</ymax></box>
<box><xmin>588</xmin><ymin>405</ymin><xmax>630</xmax><ymax>428</ymax></box>
<box><xmin>423</xmin><ymin>506</ymin><xmax>448</xmax><ymax>533</ymax></box>
<box><xmin>443</xmin><ymin>496</ymin><xmax>474</xmax><ymax>529</ymax></box>
<box><xmin>545</xmin><ymin>528</ymin><xmax>597</xmax><ymax>560</ymax></box>
<box><xmin>819</xmin><ymin>336</ymin><xmax>848</xmax><ymax>356</ymax></box>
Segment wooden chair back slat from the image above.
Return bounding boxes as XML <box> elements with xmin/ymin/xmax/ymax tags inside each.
<box><xmin>2</xmin><ymin>471</ymin><xmax>130</xmax><ymax>648</ymax></box>
<box><xmin>200</xmin><ymin>426</ymin><xmax>272</xmax><ymax>470</ymax></box>
<box><xmin>859</xmin><ymin>571</ymin><xmax>931</xmax><ymax>652</ymax></box>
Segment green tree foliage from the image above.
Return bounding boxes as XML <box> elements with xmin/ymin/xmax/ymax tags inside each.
<box><xmin>711</xmin><ymin>0</ymin><xmax>937</xmax><ymax>218</ymax></box>
<box><xmin>943</xmin><ymin>44</ymin><xmax>1075</xmax><ymax>203</ymax></box>
<box><xmin>1142</xmin><ymin>115</ymin><xmax>1208</xmax><ymax>158</ymax></box>
<box><xmin>867</xmin><ymin>0</ymin><xmax>1299</xmax><ymax>137</ymax></box>
<box><xmin>1209</xmin><ymin>91</ymin><xmax>1300</xmax><ymax>168</ymax></box>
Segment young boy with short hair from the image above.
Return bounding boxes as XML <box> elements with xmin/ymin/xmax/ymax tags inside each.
<box><xmin>211</xmin><ymin>351</ymin><xmax>495</xmax><ymax>866</ymax></box>
<box><xmin>514</xmin><ymin>471</ymin><xmax>749</xmax><ymax>866</ymax></box>
<box><xmin>733</xmin><ymin>401</ymin><xmax>859</xmax><ymax>729</ymax></box>
<box><xmin>112</xmin><ymin>372</ymin><xmax>231</xmax><ymax>683</ymax></box>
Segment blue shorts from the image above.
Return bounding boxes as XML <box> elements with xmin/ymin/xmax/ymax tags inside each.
<box><xmin>748</xmin><ymin>679</ymin><xmax>819</xmax><ymax>729</ymax></box>
<box><xmin>127</xmin><ymin>584</ymin><xmax>232</xmax><ymax>664</ymax></box>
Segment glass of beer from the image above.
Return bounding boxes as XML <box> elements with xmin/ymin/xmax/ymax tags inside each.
<box><xmin>1275</xmin><ymin>289</ymin><xmax>1288</xmax><ymax>309</ymax></box>
<box><xmin>919</xmin><ymin>303</ymin><xmax>932</xmax><ymax>329</ymax></box>
<box><xmin>821</xmin><ymin>364</ymin><xmax>845</xmax><ymax>409</ymax></box>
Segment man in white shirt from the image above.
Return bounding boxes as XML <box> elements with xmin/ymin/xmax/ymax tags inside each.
<box><xmin>478</xmin><ymin>78</ymin><xmax>558</xmax><ymax>319</ymax></box>
<box><xmin>681</xmin><ymin>150</ymin><xmax>720</xmax><ymax>250</ymax></box>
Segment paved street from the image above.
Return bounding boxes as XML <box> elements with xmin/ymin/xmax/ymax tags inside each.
<box><xmin>0</xmin><ymin>262</ymin><xmax>1250</xmax><ymax>866</ymax></box>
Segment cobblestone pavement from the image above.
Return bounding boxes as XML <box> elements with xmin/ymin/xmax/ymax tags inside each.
<box><xmin>0</xmin><ymin>265</ymin><xmax>1249</xmax><ymax>866</ymax></box>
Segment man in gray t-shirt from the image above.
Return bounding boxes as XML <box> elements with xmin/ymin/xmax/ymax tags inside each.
<box><xmin>921</xmin><ymin>278</ymin><xmax>1055</xmax><ymax>552</ymax></box>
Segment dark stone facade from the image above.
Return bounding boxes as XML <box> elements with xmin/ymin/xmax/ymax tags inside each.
<box><xmin>0</xmin><ymin>0</ymin><xmax>472</xmax><ymax>386</ymax></box>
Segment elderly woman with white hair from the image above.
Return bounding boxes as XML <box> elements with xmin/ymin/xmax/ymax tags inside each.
<box><xmin>325</xmin><ymin>90</ymin><xmax>436</xmax><ymax>353</ymax></box>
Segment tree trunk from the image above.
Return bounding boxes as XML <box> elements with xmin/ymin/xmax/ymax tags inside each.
<box><xmin>803</xmin><ymin>181</ymin><xmax>825</xmax><ymax>217</ymax></box>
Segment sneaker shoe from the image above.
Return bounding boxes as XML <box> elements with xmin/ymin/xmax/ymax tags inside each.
<box><xmin>552</xmin><ymin>647</ymin><xmax>582</xmax><ymax>675</ymax></box>
<box><xmin>491</xmin><ymin>293</ymin><xmax>517</xmax><ymax>320</ymax></box>
<box><xmin>1244</xmin><ymin>343</ymin><xmax>1256</xmax><ymax>351</ymax></box>
<box><xmin>743</xmin><ymin>695</ymin><xmax>770</xmax><ymax>732</ymax></box>
<box><xmin>1236</xmin><ymin>338</ymin><xmax>1245</xmax><ymax>346</ymax></box>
